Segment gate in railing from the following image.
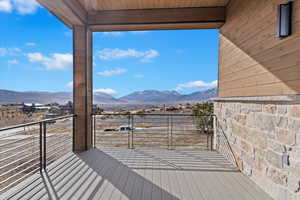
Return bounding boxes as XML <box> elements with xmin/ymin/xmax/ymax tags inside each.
<box><xmin>93</xmin><ymin>114</ymin><xmax>214</xmax><ymax>150</ymax></box>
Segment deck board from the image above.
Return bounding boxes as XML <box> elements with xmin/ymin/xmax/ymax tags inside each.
<box><xmin>1</xmin><ymin>147</ymin><xmax>273</xmax><ymax>200</ymax></box>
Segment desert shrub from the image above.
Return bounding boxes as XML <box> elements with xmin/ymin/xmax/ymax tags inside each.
<box><xmin>192</xmin><ymin>102</ymin><xmax>214</xmax><ymax>133</ymax></box>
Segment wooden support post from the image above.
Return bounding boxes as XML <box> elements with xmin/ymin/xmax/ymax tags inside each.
<box><xmin>73</xmin><ymin>25</ymin><xmax>93</xmax><ymax>151</ymax></box>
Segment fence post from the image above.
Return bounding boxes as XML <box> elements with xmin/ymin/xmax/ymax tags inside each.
<box><xmin>43</xmin><ymin>121</ymin><xmax>46</xmax><ymax>170</ymax></box>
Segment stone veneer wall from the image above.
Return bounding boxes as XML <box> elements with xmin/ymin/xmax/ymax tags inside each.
<box><xmin>214</xmin><ymin>98</ymin><xmax>300</xmax><ymax>200</ymax></box>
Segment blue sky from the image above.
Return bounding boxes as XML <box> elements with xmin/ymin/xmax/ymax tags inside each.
<box><xmin>0</xmin><ymin>1</ymin><xmax>219</xmax><ymax>97</ymax></box>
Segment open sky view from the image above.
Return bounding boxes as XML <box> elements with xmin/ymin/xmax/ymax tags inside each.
<box><xmin>0</xmin><ymin>1</ymin><xmax>219</xmax><ymax>97</ymax></box>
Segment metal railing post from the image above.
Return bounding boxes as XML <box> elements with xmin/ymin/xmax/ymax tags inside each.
<box><xmin>39</xmin><ymin>122</ymin><xmax>43</xmax><ymax>171</ymax></box>
<box><xmin>207</xmin><ymin>132</ymin><xmax>209</xmax><ymax>150</ymax></box>
<box><xmin>168</xmin><ymin>115</ymin><xmax>170</xmax><ymax>150</ymax></box>
<box><xmin>93</xmin><ymin>115</ymin><xmax>96</xmax><ymax>148</ymax></box>
<box><xmin>216</xmin><ymin>118</ymin><xmax>220</xmax><ymax>151</ymax></box>
<box><xmin>127</xmin><ymin>114</ymin><xmax>130</xmax><ymax>149</ymax></box>
<box><xmin>206</xmin><ymin>117</ymin><xmax>209</xmax><ymax>150</ymax></box>
<box><xmin>72</xmin><ymin>115</ymin><xmax>75</xmax><ymax>152</ymax></box>
<box><xmin>131</xmin><ymin>115</ymin><xmax>134</xmax><ymax>149</ymax></box>
<box><xmin>170</xmin><ymin>115</ymin><xmax>173</xmax><ymax>150</ymax></box>
<box><xmin>43</xmin><ymin>121</ymin><xmax>46</xmax><ymax>170</ymax></box>
<box><xmin>211</xmin><ymin>115</ymin><xmax>214</xmax><ymax>150</ymax></box>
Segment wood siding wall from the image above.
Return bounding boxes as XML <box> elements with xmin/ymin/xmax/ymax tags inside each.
<box><xmin>219</xmin><ymin>0</ymin><xmax>300</xmax><ymax>97</ymax></box>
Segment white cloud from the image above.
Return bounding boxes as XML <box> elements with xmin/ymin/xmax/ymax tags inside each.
<box><xmin>98</xmin><ymin>68</ymin><xmax>127</xmax><ymax>76</ymax></box>
<box><xmin>0</xmin><ymin>0</ymin><xmax>39</xmax><ymax>14</ymax></box>
<box><xmin>7</xmin><ymin>59</ymin><xmax>18</xmax><ymax>64</ymax></box>
<box><xmin>176</xmin><ymin>80</ymin><xmax>218</xmax><ymax>91</ymax></box>
<box><xmin>0</xmin><ymin>47</ymin><xmax>21</xmax><ymax>56</ymax></box>
<box><xmin>27</xmin><ymin>52</ymin><xmax>73</xmax><ymax>70</ymax></box>
<box><xmin>68</xmin><ymin>83</ymin><xmax>117</xmax><ymax>95</ymax></box>
<box><xmin>97</xmin><ymin>48</ymin><xmax>159</xmax><ymax>62</ymax></box>
<box><xmin>26</xmin><ymin>42</ymin><xmax>36</xmax><ymax>46</ymax></box>
<box><xmin>0</xmin><ymin>0</ymin><xmax>12</xmax><ymax>12</ymax></box>
<box><xmin>66</xmin><ymin>81</ymin><xmax>73</xmax><ymax>89</ymax></box>
<box><xmin>102</xmin><ymin>32</ymin><xmax>123</xmax><ymax>36</ymax></box>
<box><xmin>130</xmin><ymin>31</ymin><xmax>151</xmax><ymax>35</ymax></box>
<box><xmin>134</xmin><ymin>74</ymin><xmax>144</xmax><ymax>78</ymax></box>
<box><xmin>13</xmin><ymin>0</ymin><xmax>39</xmax><ymax>14</ymax></box>
<box><xmin>94</xmin><ymin>88</ymin><xmax>117</xmax><ymax>95</ymax></box>
<box><xmin>95</xmin><ymin>31</ymin><xmax>150</xmax><ymax>36</ymax></box>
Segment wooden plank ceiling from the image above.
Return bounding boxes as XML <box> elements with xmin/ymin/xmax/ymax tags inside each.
<box><xmin>78</xmin><ymin>0</ymin><xmax>228</xmax><ymax>11</ymax></box>
<box><xmin>37</xmin><ymin>0</ymin><xmax>227</xmax><ymax>31</ymax></box>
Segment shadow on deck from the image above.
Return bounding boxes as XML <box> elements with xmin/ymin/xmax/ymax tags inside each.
<box><xmin>1</xmin><ymin>148</ymin><xmax>272</xmax><ymax>200</ymax></box>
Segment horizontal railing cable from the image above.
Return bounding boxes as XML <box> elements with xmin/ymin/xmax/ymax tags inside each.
<box><xmin>0</xmin><ymin>156</ymin><xmax>40</xmax><ymax>180</ymax></box>
<box><xmin>0</xmin><ymin>115</ymin><xmax>75</xmax><ymax>193</ymax></box>
<box><xmin>92</xmin><ymin>113</ymin><xmax>214</xmax><ymax>150</ymax></box>
<box><xmin>0</xmin><ymin>168</ymin><xmax>40</xmax><ymax>194</ymax></box>
<box><xmin>0</xmin><ymin>114</ymin><xmax>75</xmax><ymax>132</ymax></box>
<box><xmin>0</xmin><ymin>140</ymin><xmax>37</xmax><ymax>155</ymax></box>
<box><xmin>0</xmin><ymin>149</ymin><xmax>39</xmax><ymax>172</ymax></box>
<box><xmin>0</xmin><ymin>135</ymin><xmax>36</xmax><ymax>149</ymax></box>
<box><xmin>0</xmin><ymin>163</ymin><xmax>40</xmax><ymax>190</ymax></box>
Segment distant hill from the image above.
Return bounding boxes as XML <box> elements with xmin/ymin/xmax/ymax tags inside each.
<box><xmin>119</xmin><ymin>88</ymin><xmax>217</xmax><ymax>103</ymax></box>
<box><xmin>0</xmin><ymin>88</ymin><xmax>217</xmax><ymax>105</ymax></box>
<box><xmin>178</xmin><ymin>88</ymin><xmax>217</xmax><ymax>102</ymax></box>
<box><xmin>119</xmin><ymin>90</ymin><xmax>181</xmax><ymax>103</ymax></box>
<box><xmin>120</xmin><ymin>89</ymin><xmax>217</xmax><ymax>103</ymax></box>
<box><xmin>0</xmin><ymin>90</ymin><xmax>72</xmax><ymax>104</ymax></box>
<box><xmin>0</xmin><ymin>89</ymin><xmax>118</xmax><ymax>104</ymax></box>
<box><xmin>94</xmin><ymin>92</ymin><xmax>119</xmax><ymax>103</ymax></box>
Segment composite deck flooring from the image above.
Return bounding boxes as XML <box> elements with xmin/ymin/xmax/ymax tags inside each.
<box><xmin>1</xmin><ymin>147</ymin><xmax>272</xmax><ymax>200</ymax></box>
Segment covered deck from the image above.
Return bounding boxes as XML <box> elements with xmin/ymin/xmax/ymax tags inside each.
<box><xmin>2</xmin><ymin>147</ymin><xmax>272</xmax><ymax>200</ymax></box>
<box><xmin>3</xmin><ymin>0</ymin><xmax>298</xmax><ymax>199</ymax></box>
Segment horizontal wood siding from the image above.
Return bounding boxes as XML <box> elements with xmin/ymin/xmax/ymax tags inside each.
<box><xmin>219</xmin><ymin>0</ymin><xmax>300</xmax><ymax>97</ymax></box>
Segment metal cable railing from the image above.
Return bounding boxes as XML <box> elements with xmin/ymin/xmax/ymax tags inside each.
<box><xmin>92</xmin><ymin>113</ymin><xmax>214</xmax><ymax>150</ymax></box>
<box><xmin>0</xmin><ymin>114</ymin><xmax>75</xmax><ymax>194</ymax></box>
<box><xmin>215</xmin><ymin>118</ymin><xmax>239</xmax><ymax>167</ymax></box>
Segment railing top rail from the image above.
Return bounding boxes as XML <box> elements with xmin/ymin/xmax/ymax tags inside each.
<box><xmin>0</xmin><ymin>114</ymin><xmax>76</xmax><ymax>132</ymax></box>
<box><xmin>92</xmin><ymin>113</ymin><xmax>215</xmax><ymax>117</ymax></box>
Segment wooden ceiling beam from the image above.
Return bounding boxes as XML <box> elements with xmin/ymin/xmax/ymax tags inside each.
<box><xmin>89</xmin><ymin>22</ymin><xmax>225</xmax><ymax>32</ymax></box>
<box><xmin>88</xmin><ymin>7</ymin><xmax>225</xmax><ymax>27</ymax></box>
<box><xmin>78</xmin><ymin>0</ymin><xmax>228</xmax><ymax>11</ymax></box>
<box><xmin>37</xmin><ymin>1</ymin><xmax>225</xmax><ymax>31</ymax></box>
<box><xmin>37</xmin><ymin>0</ymin><xmax>88</xmax><ymax>28</ymax></box>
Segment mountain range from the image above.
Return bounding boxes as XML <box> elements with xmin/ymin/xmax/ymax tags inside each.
<box><xmin>0</xmin><ymin>88</ymin><xmax>217</xmax><ymax>105</ymax></box>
